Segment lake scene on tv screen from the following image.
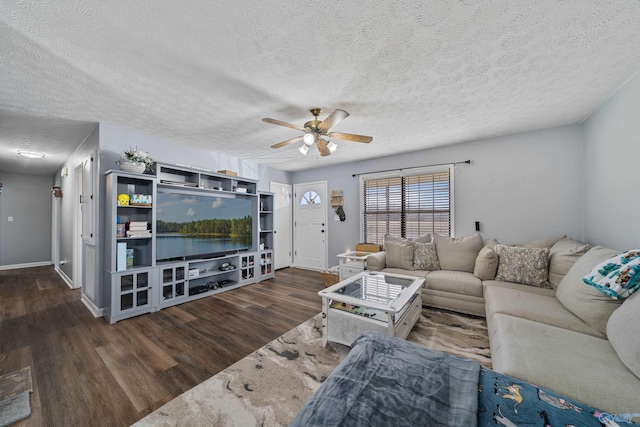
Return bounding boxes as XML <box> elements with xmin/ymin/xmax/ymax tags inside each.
<box><xmin>156</xmin><ymin>192</ymin><xmax>253</xmax><ymax>260</ymax></box>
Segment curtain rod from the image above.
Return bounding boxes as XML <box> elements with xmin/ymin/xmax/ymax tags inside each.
<box><xmin>351</xmin><ymin>159</ymin><xmax>471</xmax><ymax>178</ymax></box>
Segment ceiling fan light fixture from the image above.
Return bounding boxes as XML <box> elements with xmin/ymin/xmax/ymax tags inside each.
<box><xmin>298</xmin><ymin>144</ymin><xmax>310</xmax><ymax>155</ymax></box>
<box><xmin>302</xmin><ymin>132</ymin><xmax>316</xmax><ymax>146</ymax></box>
<box><xmin>327</xmin><ymin>141</ymin><xmax>338</xmax><ymax>153</ymax></box>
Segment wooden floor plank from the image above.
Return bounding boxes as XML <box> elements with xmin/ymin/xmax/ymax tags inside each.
<box><xmin>0</xmin><ymin>265</ymin><xmax>323</xmax><ymax>426</ymax></box>
<box><xmin>114</xmin><ymin>320</ymin><xmax>178</xmax><ymax>376</ymax></box>
<box><xmin>95</xmin><ymin>341</ymin><xmax>172</xmax><ymax>412</ymax></box>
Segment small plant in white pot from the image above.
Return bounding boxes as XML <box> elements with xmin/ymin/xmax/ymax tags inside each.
<box><xmin>117</xmin><ymin>147</ymin><xmax>155</xmax><ymax>173</ymax></box>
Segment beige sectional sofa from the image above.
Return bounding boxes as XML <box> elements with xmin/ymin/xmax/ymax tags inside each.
<box><xmin>365</xmin><ymin>234</ymin><xmax>640</xmax><ymax>419</ymax></box>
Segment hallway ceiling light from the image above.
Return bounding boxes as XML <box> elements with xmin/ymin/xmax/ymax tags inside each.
<box><xmin>18</xmin><ymin>150</ymin><xmax>45</xmax><ymax>159</ymax></box>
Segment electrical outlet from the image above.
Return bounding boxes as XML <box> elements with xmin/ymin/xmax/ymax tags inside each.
<box><xmin>8</xmin><ymin>216</ymin><xmax>13</xmax><ymax>222</ymax></box>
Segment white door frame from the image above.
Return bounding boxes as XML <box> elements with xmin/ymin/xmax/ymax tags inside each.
<box><xmin>270</xmin><ymin>181</ymin><xmax>292</xmax><ymax>270</ymax></box>
<box><xmin>293</xmin><ymin>180</ymin><xmax>328</xmax><ymax>270</ymax></box>
<box><xmin>73</xmin><ymin>164</ymin><xmax>83</xmax><ymax>289</ymax></box>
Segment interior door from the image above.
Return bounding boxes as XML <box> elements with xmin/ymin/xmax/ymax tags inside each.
<box><xmin>271</xmin><ymin>182</ymin><xmax>292</xmax><ymax>270</ymax></box>
<box><xmin>81</xmin><ymin>155</ymin><xmax>95</xmax><ymax>244</ymax></box>
<box><xmin>293</xmin><ymin>181</ymin><xmax>327</xmax><ymax>270</ymax></box>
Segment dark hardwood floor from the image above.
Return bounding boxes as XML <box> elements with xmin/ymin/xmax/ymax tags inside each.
<box><xmin>0</xmin><ymin>266</ymin><xmax>325</xmax><ymax>426</ymax></box>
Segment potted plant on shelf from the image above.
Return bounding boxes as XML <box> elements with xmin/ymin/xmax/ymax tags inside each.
<box><xmin>117</xmin><ymin>147</ymin><xmax>155</xmax><ymax>174</ymax></box>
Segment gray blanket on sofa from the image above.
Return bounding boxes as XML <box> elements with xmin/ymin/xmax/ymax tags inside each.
<box><xmin>290</xmin><ymin>331</ymin><xmax>480</xmax><ymax>427</ymax></box>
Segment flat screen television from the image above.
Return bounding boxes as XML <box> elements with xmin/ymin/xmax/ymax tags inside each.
<box><xmin>156</xmin><ymin>190</ymin><xmax>254</xmax><ymax>261</ymax></box>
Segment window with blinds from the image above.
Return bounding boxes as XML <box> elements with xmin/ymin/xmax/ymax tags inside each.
<box><xmin>362</xmin><ymin>168</ymin><xmax>452</xmax><ymax>245</ymax></box>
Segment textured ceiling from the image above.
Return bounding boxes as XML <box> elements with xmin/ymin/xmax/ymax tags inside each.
<box><xmin>1</xmin><ymin>1</ymin><xmax>640</xmax><ymax>175</ymax></box>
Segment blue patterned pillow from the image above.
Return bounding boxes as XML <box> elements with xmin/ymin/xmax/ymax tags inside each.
<box><xmin>583</xmin><ymin>250</ymin><xmax>640</xmax><ymax>299</ymax></box>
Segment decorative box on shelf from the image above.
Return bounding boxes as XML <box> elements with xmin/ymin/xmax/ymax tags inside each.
<box><xmin>130</xmin><ymin>194</ymin><xmax>152</xmax><ymax>206</ymax></box>
<box><xmin>218</xmin><ymin>169</ymin><xmax>238</xmax><ymax>176</ymax></box>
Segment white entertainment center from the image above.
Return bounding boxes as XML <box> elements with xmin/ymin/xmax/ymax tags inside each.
<box><xmin>104</xmin><ymin>162</ymin><xmax>274</xmax><ymax>323</ymax></box>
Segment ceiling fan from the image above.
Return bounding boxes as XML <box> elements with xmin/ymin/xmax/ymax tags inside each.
<box><xmin>262</xmin><ymin>108</ymin><xmax>373</xmax><ymax>156</ymax></box>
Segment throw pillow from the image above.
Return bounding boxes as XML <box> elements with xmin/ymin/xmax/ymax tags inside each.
<box><xmin>484</xmin><ymin>238</ymin><xmax>500</xmax><ymax>251</ymax></box>
<box><xmin>433</xmin><ymin>233</ymin><xmax>483</xmax><ymax>273</ymax></box>
<box><xmin>384</xmin><ymin>235</ymin><xmax>415</xmax><ymax>270</ymax></box>
<box><xmin>414</xmin><ymin>234</ymin><xmax>432</xmax><ymax>243</ymax></box>
<box><xmin>474</xmin><ymin>247</ymin><xmax>499</xmax><ymax>280</ymax></box>
<box><xmin>494</xmin><ymin>245</ymin><xmax>550</xmax><ymax>287</ymax></box>
<box><xmin>556</xmin><ymin>246</ymin><xmax>624</xmax><ymax>336</ymax></box>
<box><xmin>583</xmin><ymin>250</ymin><xmax>640</xmax><ymax>299</ymax></box>
<box><xmin>413</xmin><ymin>242</ymin><xmax>440</xmax><ymax>271</ymax></box>
<box><xmin>548</xmin><ymin>237</ymin><xmax>591</xmax><ymax>288</ymax></box>
<box><xmin>607</xmin><ymin>292</ymin><xmax>640</xmax><ymax>379</ymax></box>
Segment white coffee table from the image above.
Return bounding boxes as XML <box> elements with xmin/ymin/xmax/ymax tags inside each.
<box><xmin>318</xmin><ymin>271</ymin><xmax>424</xmax><ymax>347</ymax></box>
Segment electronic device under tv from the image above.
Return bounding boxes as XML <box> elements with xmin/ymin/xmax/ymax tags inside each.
<box><xmin>156</xmin><ymin>189</ymin><xmax>254</xmax><ymax>261</ymax></box>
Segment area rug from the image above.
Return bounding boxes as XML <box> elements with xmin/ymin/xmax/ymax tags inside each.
<box><xmin>133</xmin><ymin>308</ymin><xmax>490</xmax><ymax>427</ymax></box>
<box><xmin>0</xmin><ymin>367</ymin><xmax>33</xmax><ymax>427</ymax></box>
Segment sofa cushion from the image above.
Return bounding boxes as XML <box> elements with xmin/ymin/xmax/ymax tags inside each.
<box><xmin>495</xmin><ymin>245</ymin><xmax>550</xmax><ymax>287</ymax></box>
<box><xmin>490</xmin><ymin>314</ymin><xmax>640</xmax><ymax>417</ymax></box>
<box><xmin>521</xmin><ymin>234</ymin><xmax>566</xmax><ymax>249</ymax></box>
<box><xmin>482</xmin><ymin>280</ymin><xmax>555</xmax><ymax>297</ymax></box>
<box><xmin>413</xmin><ymin>242</ymin><xmax>440</xmax><ymax>271</ymax></box>
<box><xmin>434</xmin><ymin>233</ymin><xmax>483</xmax><ymax>273</ymax></box>
<box><xmin>473</xmin><ymin>247</ymin><xmax>499</xmax><ymax>280</ymax></box>
<box><xmin>583</xmin><ymin>249</ymin><xmax>640</xmax><ymax>299</ymax></box>
<box><xmin>381</xmin><ymin>267</ymin><xmax>429</xmax><ymax>279</ymax></box>
<box><xmin>384</xmin><ymin>235</ymin><xmax>414</xmax><ymax>270</ymax></box>
<box><xmin>548</xmin><ymin>237</ymin><xmax>591</xmax><ymax>288</ymax></box>
<box><xmin>424</xmin><ymin>270</ymin><xmax>483</xmax><ymax>298</ymax></box>
<box><xmin>484</xmin><ymin>286</ymin><xmax>604</xmax><ymax>338</ymax></box>
<box><xmin>607</xmin><ymin>291</ymin><xmax>640</xmax><ymax>379</ymax></box>
<box><xmin>365</xmin><ymin>251</ymin><xmax>386</xmax><ymax>271</ymax></box>
<box><xmin>556</xmin><ymin>246</ymin><xmax>623</xmax><ymax>336</ymax></box>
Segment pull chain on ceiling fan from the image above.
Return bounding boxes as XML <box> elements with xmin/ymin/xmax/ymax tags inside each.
<box><xmin>262</xmin><ymin>108</ymin><xmax>373</xmax><ymax>156</ymax></box>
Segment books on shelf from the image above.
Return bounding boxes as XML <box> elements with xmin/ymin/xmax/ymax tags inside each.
<box><xmin>126</xmin><ymin>230</ymin><xmax>151</xmax><ymax>237</ymax></box>
<box><xmin>127</xmin><ymin>221</ymin><xmax>148</xmax><ymax>227</ymax></box>
<box><xmin>125</xmin><ymin>221</ymin><xmax>149</xmax><ymax>236</ymax></box>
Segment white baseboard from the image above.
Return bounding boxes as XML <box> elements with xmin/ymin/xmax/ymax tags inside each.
<box><xmin>81</xmin><ymin>294</ymin><xmax>104</xmax><ymax>318</ymax></box>
<box><xmin>54</xmin><ymin>265</ymin><xmax>76</xmax><ymax>289</ymax></box>
<box><xmin>0</xmin><ymin>261</ymin><xmax>52</xmax><ymax>271</ymax></box>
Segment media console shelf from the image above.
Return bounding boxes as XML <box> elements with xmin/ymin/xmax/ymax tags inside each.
<box><xmin>156</xmin><ymin>163</ymin><xmax>257</xmax><ymax>195</ymax></box>
<box><xmin>104</xmin><ymin>166</ymin><xmax>275</xmax><ymax>323</ymax></box>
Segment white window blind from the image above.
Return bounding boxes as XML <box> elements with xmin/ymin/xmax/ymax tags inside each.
<box><xmin>362</xmin><ymin>168</ymin><xmax>452</xmax><ymax>245</ymax></box>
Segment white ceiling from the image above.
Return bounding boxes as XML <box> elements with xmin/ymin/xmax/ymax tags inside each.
<box><xmin>1</xmin><ymin>1</ymin><xmax>640</xmax><ymax>175</ymax></box>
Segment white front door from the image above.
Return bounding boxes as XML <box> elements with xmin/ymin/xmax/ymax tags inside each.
<box><xmin>271</xmin><ymin>182</ymin><xmax>292</xmax><ymax>270</ymax></box>
<box><xmin>294</xmin><ymin>181</ymin><xmax>327</xmax><ymax>271</ymax></box>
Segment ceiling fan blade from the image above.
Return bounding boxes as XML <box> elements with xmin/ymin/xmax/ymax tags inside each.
<box><xmin>316</xmin><ymin>139</ymin><xmax>331</xmax><ymax>156</ymax></box>
<box><xmin>271</xmin><ymin>135</ymin><xmax>303</xmax><ymax>148</ymax></box>
<box><xmin>317</xmin><ymin>109</ymin><xmax>349</xmax><ymax>132</ymax></box>
<box><xmin>262</xmin><ymin>118</ymin><xmax>306</xmax><ymax>132</ymax></box>
<box><xmin>327</xmin><ymin>132</ymin><xmax>373</xmax><ymax>143</ymax></box>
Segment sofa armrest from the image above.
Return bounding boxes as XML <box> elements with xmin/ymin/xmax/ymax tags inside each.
<box><xmin>366</xmin><ymin>251</ymin><xmax>386</xmax><ymax>271</ymax></box>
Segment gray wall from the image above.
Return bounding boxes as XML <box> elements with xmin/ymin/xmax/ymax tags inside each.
<box><xmin>0</xmin><ymin>171</ymin><xmax>53</xmax><ymax>267</ymax></box>
<box><xmin>292</xmin><ymin>124</ymin><xmax>584</xmax><ymax>266</ymax></box>
<box><xmin>582</xmin><ymin>71</ymin><xmax>640</xmax><ymax>251</ymax></box>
